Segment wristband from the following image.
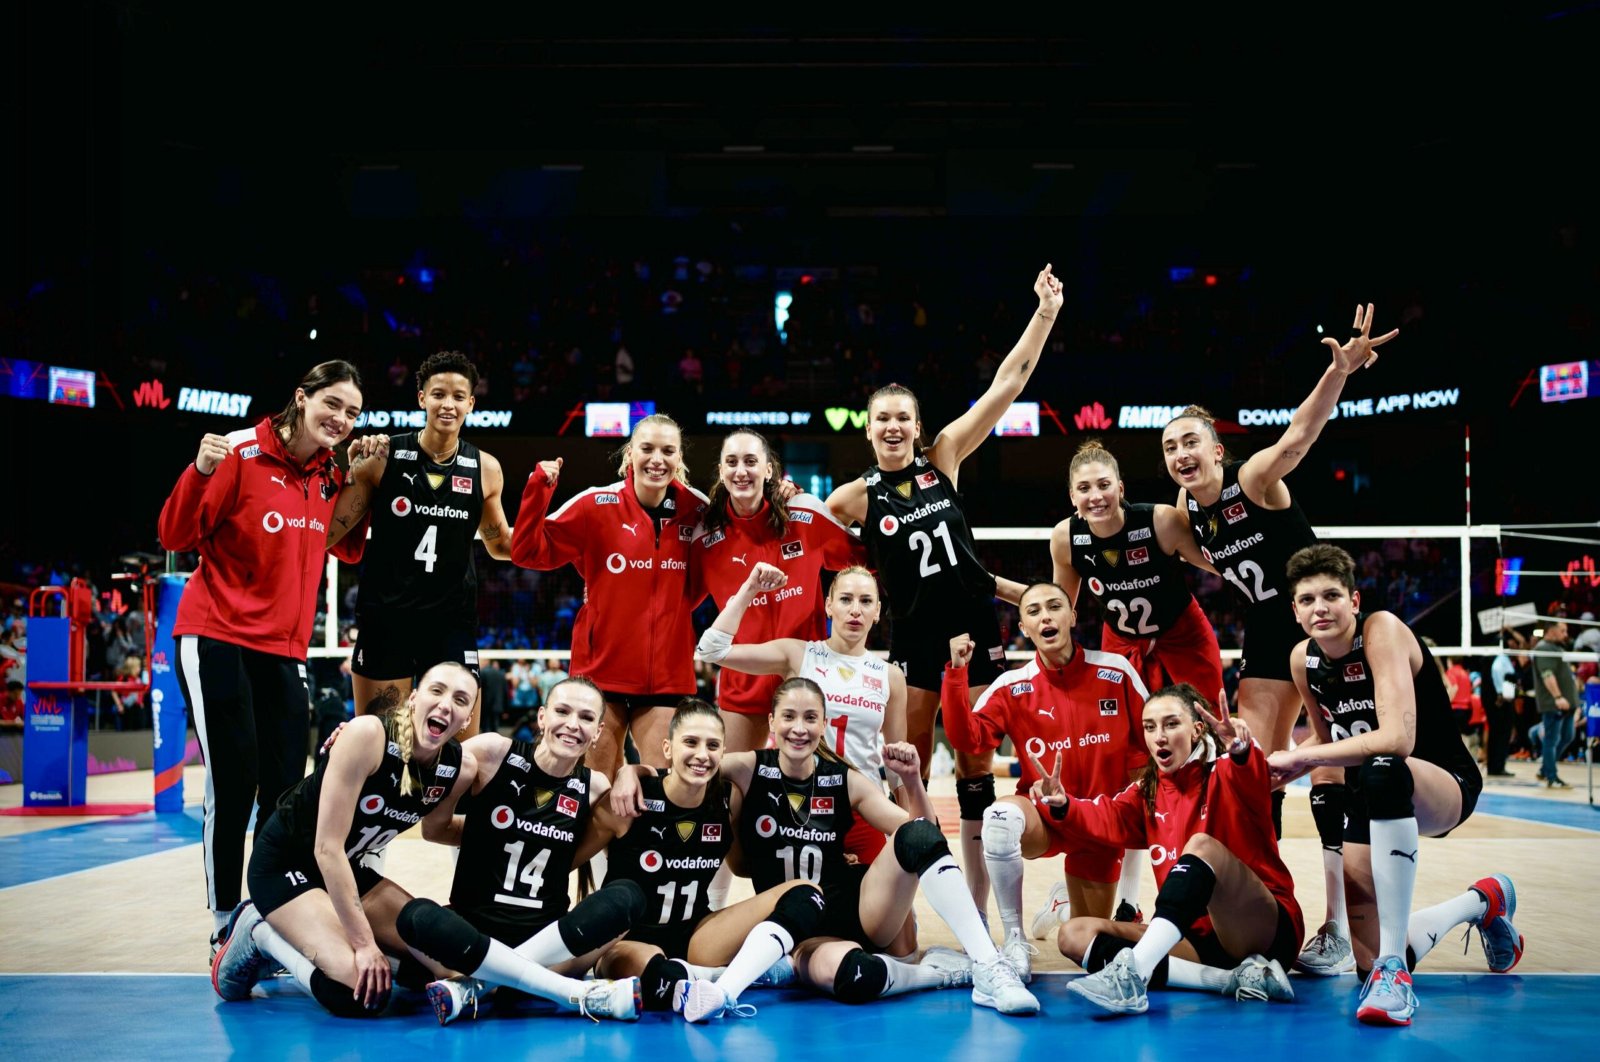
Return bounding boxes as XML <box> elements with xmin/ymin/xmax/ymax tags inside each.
<box><xmin>696</xmin><ymin>627</ymin><xmax>734</xmax><ymax>663</ymax></box>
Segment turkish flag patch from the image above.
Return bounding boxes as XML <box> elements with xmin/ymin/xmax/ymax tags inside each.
<box><xmin>556</xmin><ymin>795</ymin><xmax>580</xmax><ymax>817</ymax></box>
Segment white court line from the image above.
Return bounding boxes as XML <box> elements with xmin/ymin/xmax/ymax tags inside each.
<box><xmin>0</xmin><ymin>842</ymin><xmax>199</xmax><ymax>895</ymax></box>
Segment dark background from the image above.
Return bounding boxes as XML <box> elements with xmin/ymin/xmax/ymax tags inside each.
<box><xmin>5</xmin><ymin>6</ymin><xmax>1596</xmax><ymax>580</ymax></box>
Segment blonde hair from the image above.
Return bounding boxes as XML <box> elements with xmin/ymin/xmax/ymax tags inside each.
<box><xmin>1069</xmin><ymin>437</ymin><xmax>1120</xmax><ymax>481</ymax></box>
<box><xmin>827</xmin><ymin>565</ymin><xmax>879</xmax><ymax>599</ymax></box>
<box><xmin>614</xmin><ymin>413</ymin><xmax>691</xmax><ymax>484</ymax></box>
<box><xmin>387</xmin><ymin>700</ymin><xmax>418</xmax><ymax>797</ymax></box>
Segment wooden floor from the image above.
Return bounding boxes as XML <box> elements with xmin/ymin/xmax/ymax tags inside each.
<box><xmin>2</xmin><ymin>758</ymin><xmax>1597</xmax><ymax>975</ymax></box>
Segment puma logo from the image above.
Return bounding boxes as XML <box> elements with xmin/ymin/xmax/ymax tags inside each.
<box><xmin>1036</xmin><ymin>705</ymin><xmax>1057</xmax><ymax>721</ymax></box>
<box><xmin>389</xmin><ymin>773</ymin><xmax>399</xmax><ymax>786</ymax></box>
<box><xmin>1427</xmin><ymin>932</ymin><xmax>1438</xmax><ymax>947</ymax></box>
<box><xmin>651</xmin><ymin>826</ymin><xmax>667</xmax><ymax>839</ymax></box>
<box><xmin>1153</xmin><ymin>810</ymin><xmax>1168</xmax><ymax>823</ymax></box>
<box><xmin>875</xmin><ymin>494</ymin><xmax>890</xmax><ymax>503</ymax></box>
<box><xmin>1083</xmin><ymin>556</ymin><xmax>1096</xmax><ymax>567</ymax></box>
<box><xmin>815</xmin><ymin>668</ymin><xmax>828</xmax><ymax>678</ymax></box>
<box><xmin>731</xmin><ymin>553</ymin><xmax>748</xmax><ymax>566</ymax></box>
<box><xmin>402</xmin><ymin>472</ymin><xmax>417</xmax><ymax>485</ymax></box>
<box><xmin>767</xmin><ymin>792</ymin><xmax>781</xmax><ymax>805</ymax></box>
<box><xmin>509</xmin><ymin>780</ymin><xmax>524</xmax><ymax>795</ymax></box>
<box><xmin>1390</xmin><ymin>849</ymin><xmax>1418</xmax><ymax>863</ymax></box>
<box><xmin>622</xmin><ymin>522</ymin><xmax>639</xmax><ymax>536</ymax></box>
<box><xmin>270</xmin><ymin>475</ymin><xmax>287</xmax><ymax>489</ymax></box>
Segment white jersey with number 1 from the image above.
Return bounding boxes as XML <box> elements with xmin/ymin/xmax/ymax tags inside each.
<box><xmin>799</xmin><ymin>641</ymin><xmax>891</xmax><ymax>777</ymax></box>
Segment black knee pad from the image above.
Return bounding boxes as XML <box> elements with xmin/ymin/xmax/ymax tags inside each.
<box><xmin>956</xmin><ymin>773</ymin><xmax>996</xmax><ymax>821</ymax></box>
<box><xmin>1151</xmin><ymin>853</ymin><xmax>1218</xmax><ymax>932</ymax></box>
<box><xmin>831</xmin><ymin>948</ymin><xmax>889</xmax><ymax>1004</ymax></box>
<box><xmin>1358</xmin><ymin>755</ymin><xmax>1415</xmax><ymax>820</ymax></box>
<box><xmin>1270</xmin><ymin>788</ymin><xmax>1286</xmax><ymax>839</ymax></box>
<box><xmin>1083</xmin><ymin>932</ymin><xmax>1134</xmax><ymax>973</ymax></box>
<box><xmin>770</xmin><ymin>883</ymin><xmax>827</xmax><ymax>943</ymax></box>
<box><xmin>393</xmin><ymin>953</ymin><xmax>433</xmax><ymax>992</ymax></box>
<box><xmin>561</xmin><ymin>878</ymin><xmax>646</xmax><ymax>954</ymax></box>
<box><xmin>309</xmin><ymin>968</ymin><xmax>389</xmax><ymax>1018</ymax></box>
<box><xmin>1309</xmin><ymin>783</ymin><xmax>1348</xmax><ymax>853</ymax></box>
<box><xmin>394</xmin><ymin>897</ymin><xmax>489</xmax><ymax>974</ymax></box>
<box><xmin>892</xmin><ymin>817</ymin><xmax>951</xmax><ymax>876</ymax></box>
<box><xmin>641</xmin><ymin>954</ymin><xmax>688</xmax><ymax>1012</ymax></box>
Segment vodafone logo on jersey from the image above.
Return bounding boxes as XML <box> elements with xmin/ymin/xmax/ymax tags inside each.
<box><xmin>606</xmin><ymin>553</ymin><xmax>627</xmax><ymax>573</ymax></box>
<box><xmin>262</xmin><ymin>511</ymin><xmax>285</xmax><ymax>533</ymax></box>
<box><xmin>360</xmin><ymin>794</ymin><xmax>385</xmax><ymax>814</ymax></box>
<box><xmin>756</xmin><ymin>814</ymin><xmax>778</xmax><ymax>838</ymax></box>
<box><xmin>879</xmin><ymin>515</ymin><xmax>899</xmax><ymax>537</ymax></box>
<box><xmin>491</xmin><ymin>805</ymin><xmax>517</xmax><ymax>829</ymax></box>
<box><xmin>392</xmin><ymin>497</ymin><xmax>413</xmax><ymax>517</ymax></box>
<box><xmin>1088</xmin><ymin>577</ymin><xmax>1104</xmax><ymax>595</ymax></box>
<box><xmin>640</xmin><ymin>850</ymin><xmax>664</xmax><ymax>873</ymax></box>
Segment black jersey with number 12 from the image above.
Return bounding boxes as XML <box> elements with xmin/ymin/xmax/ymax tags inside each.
<box><xmin>1184</xmin><ymin>462</ymin><xmax>1316</xmax><ymax>616</ymax></box>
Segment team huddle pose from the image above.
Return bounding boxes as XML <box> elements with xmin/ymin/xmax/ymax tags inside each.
<box><xmin>174</xmin><ymin>286</ymin><xmax>1524</xmax><ymax>1031</ymax></box>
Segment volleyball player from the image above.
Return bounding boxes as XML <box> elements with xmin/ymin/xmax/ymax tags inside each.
<box><xmin>1041</xmin><ymin>683</ymin><xmax>1301</xmax><ymax>1017</ymax></box>
<box><xmin>690</xmin><ymin>428</ymin><xmax>866</xmax><ymax>753</ymax></box>
<box><xmin>1162</xmin><ymin>303</ymin><xmax>1397</xmax><ymax>967</ymax></box>
<box><xmin>509</xmin><ymin>413</ymin><xmax>708</xmax><ymax>779</ymax></box>
<box><xmin>1272</xmin><ymin>544</ymin><xmax>1522</xmax><ymax>1027</ymax></box>
<box><xmin>409</xmin><ymin>675</ymin><xmax>647</xmax><ymax>1024</ymax></box>
<box><xmin>330</xmin><ymin>351</ymin><xmax>515</xmax><ymax>740</ymax></box>
<box><xmin>160</xmin><ymin>359</ymin><xmax>370</xmax><ymax>953</ymax></box>
<box><xmin>941</xmin><ymin>582</ymin><xmax>1148</xmax><ymax>981</ymax></box>
<box><xmin>613</xmin><ymin>680</ymin><xmax>1039</xmax><ymax>1017</ymax></box>
<box><xmin>698</xmin><ymin>561</ymin><xmax>908</xmax><ymax>865</ymax></box>
<box><xmin>825</xmin><ymin>264</ymin><xmax>1063</xmax><ymax>908</ymax></box>
<box><xmin>1049</xmin><ymin>437</ymin><xmax>1226</xmax><ymax>927</ymax></box>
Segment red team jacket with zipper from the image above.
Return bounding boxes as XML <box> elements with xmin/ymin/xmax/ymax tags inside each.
<box><xmin>688</xmin><ymin>494</ymin><xmax>866</xmax><ymax>714</ymax></box>
<box><xmin>510</xmin><ymin>466</ymin><xmax>709</xmax><ymax>695</ymax></box>
<box><xmin>158</xmin><ymin>418</ymin><xmax>366</xmax><ymax>660</ymax></box>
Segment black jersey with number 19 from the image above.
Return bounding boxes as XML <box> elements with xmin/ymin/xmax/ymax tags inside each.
<box><xmin>1068</xmin><ymin>503</ymin><xmax>1193</xmax><ymax>635</ymax></box>
<box><xmin>358</xmin><ymin>431</ymin><xmax>485</xmax><ymax>623</ymax></box>
<box><xmin>451</xmin><ymin>741</ymin><xmax>592</xmax><ymax>934</ymax></box>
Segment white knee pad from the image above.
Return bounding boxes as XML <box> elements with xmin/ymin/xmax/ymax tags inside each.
<box><xmin>981</xmin><ymin>802</ymin><xmax>1025</xmax><ymax>860</ymax></box>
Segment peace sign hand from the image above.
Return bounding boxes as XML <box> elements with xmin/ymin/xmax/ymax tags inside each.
<box><xmin>1026</xmin><ymin>748</ymin><xmax>1068</xmax><ymax>807</ymax></box>
<box><xmin>1323</xmin><ymin>302</ymin><xmax>1399</xmax><ymax>376</ymax></box>
<box><xmin>1193</xmin><ymin>695</ymin><xmax>1252</xmax><ymax>758</ymax></box>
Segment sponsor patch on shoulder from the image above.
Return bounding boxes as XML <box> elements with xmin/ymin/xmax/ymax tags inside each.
<box><xmin>643</xmin><ymin>798</ymin><xmax>665</xmax><ymax>812</ymax></box>
<box><xmin>701</xmin><ymin>529</ymin><xmax>726</xmax><ymax>548</ymax></box>
<box><xmin>464</xmin><ymin>650</ymin><xmax>479</xmax><ymax>666</ymax></box>
<box><xmin>457</xmin><ymin>455</ymin><xmax>478</xmax><ymax>468</ymax></box>
<box><xmin>1098</xmin><ymin>698</ymin><xmax>1119</xmax><ymax>716</ymax></box>
<box><xmin>1127</xmin><ymin>526</ymin><xmax>1152</xmax><ymax>542</ymax></box>
<box><xmin>1073</xmin><ymin>534</ymin><xmax>1091</xmax><ymax>545</ymax></box>
<box><xmin>394</xmin><ymin>449</ymin><xmax>418</xmax><ymax>461</ymax></box>
<box><xmin>864</xmin><ymin>471</ymin><xmax>881</xmax><ymax>485</ymax></box>
<box><xmin>1188</xmin><ymin>498</ymin><xmax>1199</xmax><ymax>511</ymax></box>
<box><xmin>566</xmin><ymin>777</ymin><xmax>586</xmax><ymax>793</ymax></box>
<box><xmin>817</xmin><ymin>774</ymin><xmax>844</xmax><ymax>787</ymax></box>
<box><xmin>757</xmin><ymin>764</ymin><xmax>780</xmax><ymax>779</ymax></box>
<box><xmin>789</xmin><ymin>510</ymin><xmax>813</xmax><ymax>524</ymax></box>
<box><xmin>1221</xmin><ymin>482</ymin><xmax>1241</xmax><ymax>500</ymax></box>
<box><xmin>663</xmin><ymin>496</ymin><xmax>676</xmax><ymax>510</ymax></box>
<box><xmin>434</xmin><ymin>764</ymin><xmax>456</xmax><ymax>779</ymax></box>
<box><xmin>988</xmin><ymin>646</ymin><xmax>1005</xmax><ymax>661</ymax></box>
<box><xmin>506</xmin><ymin>753</ymin><xmax>531</xmax><ymax>771</ymax></box>
<box><xmin>239</xmin><ymin>444</ymin><xmax>261</xmax><ymax>460</ymax></box>
<box><xmin>595</xmin><ymin>493</ymin><xmax>620</xmax><ymax>505</ymax></box>
<box><xmin>387</xmin><ymin>741</ymin><xmax>403</xmax><ymax>757</ymax></box>
<box><xmin>1096</xmin><ymin>667</ymin><xmax>1125</xmax><ymax>684</ymax></box>
<box><xmin>1305</xmin><ymin>656</ymin><xmax>1320</xmax><ymax>668</ymax></box>
<box><xmin>1010</xmin><ymin>681</ymin><xmax>1035</xmax><ymax>696</ymax></box>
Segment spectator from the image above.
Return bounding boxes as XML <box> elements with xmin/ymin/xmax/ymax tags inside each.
<box><xmin>535</xmin><ymin>657</ymin><xmax>568</xmax><ymax>705</ymax></box>
<box><xmin>0</xmin><ymin>680</ymin><xmax>23</xmax><ymax>730</ymax></box>
<box><xmin>1531</xmin><ymin>620</ymin><xmax>1578</xmax><ymax>788</ymax></box>
<box><xmin>478</xmin><ymin>659</ymin><xmax>507</xmax><ymax>734</ymax></box>
<box><xmin>509</xmin><ymin>658</ymin><xmax>539</xmax><ymax>710</ymax></box>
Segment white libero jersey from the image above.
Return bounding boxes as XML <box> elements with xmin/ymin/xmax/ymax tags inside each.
<box><xmin>799</xmin><ymin>641</ymin><xmax>891</xmax><ymax>777</ymax></box>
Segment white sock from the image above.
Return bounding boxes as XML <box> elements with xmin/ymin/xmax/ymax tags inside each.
<box><xmin>717</xmin><ymin>920</ymin><xmax>793</xmax><ymax>1002</ymax></box>
<box><xmin>1165</xmin><ymin>956</ymin><xmax>1230</xmax><ymax>992</ymax></box>
<box><xmin>708</xmin><ymin>862</ymin><xmax>733</xmax><ymax>912</ymax></box>
<box><xmin>678</xmin><ymin>960</ymin><xmax>725</xmax><ymax>980</ymax></box>
<box><xmin>982</xmin><ymin>808</ymin><xmax>1026</xmax><ymax>936</ymax></box>
<box><xmin>213</xmin><ymin>910</ymin><xmax>232</xmax><ymax>935</ymax></box>
<box><xmin>880</xmin><ymin>955</ymin><xmax>949</xmax><ymax>997</ymax></box>
<box><xmin>1407</xmin><ymin>888</ymin><xmax>1488</xmax><ymax>966</ymax></box>
<box><xmin>1131</xmin><ymin>917</ymin><xmax>1184</xmax><ymax>983</ymax></box>
<box><xmin>513</xmin><ymin>920</ymin><xmax>575</xmax><ymax>966</ymax></box>
<box><xmin>1322</xmin><ymin>848</ymin><xmax>1349</xmax><ymax>937</ymax></box>
<box><xmin>252</xmin><ymin>920</ymin><xmax>317</xmax><ymax>993</ymax></box>
<box><xmin>473</xmin><ymin>937</ymin><xmax>590</xmax><ymax>1008</ymax></box>
<box><xmin>919</xmin><ymin>854</ymin><xmax>1000</xmax><ymax>963</ymax></box>
<box><xmin>960</xmin><ymin>827</ymin><xmax>992</xmax><ymax>918</ymax></box>
<box><xmin>1369</xmin><ymin>817</ymin><xmax>1421</xmax><ymax>963</ymax></box>
<box><xmin>1116</xmin><ymin>849</ymin><xmax>1146</xmax><ymax>911</ymax></box>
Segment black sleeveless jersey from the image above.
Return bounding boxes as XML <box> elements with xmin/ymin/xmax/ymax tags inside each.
<box><xmin>1303</xmin><ymin>613</ymin><xmax>1476</xmax><ymax>786</ymax></box>
<box><xmin>1184</xmin><ymin>461</ymin><xmax>1316</xmax><ymax>615</ymax></box>
<box><xmin>451</xmin><ymin>741</ymin><xmax>592</xmax><ymax>925</ymax></box>
<box><xmin>604</xmin><ymin>774</ymin><xmax>733</xmax><ymax>930</ymax></box>
<box><xmin>1068</xmin><ymin>503</ymin><xmax>1194</xmax><ymax>636</ymax></box>
<box><xmin>357</xmin><ymin>431</ymin><xmax>484</xmax><ymax>621</ymax></box>
<box><xmin>862</xmin><ymin>455</ymin><xmax>996</xmax><ymax>620</ymax></box>
<box><xmin>259</xmin><ymin>730</ymin><xmax>463</xmax><ymax>863</ymax></box>
<box><xmin>737</xmin><ymin>749</ymin><xmax>855</xmax><ymax>893</ymax></box>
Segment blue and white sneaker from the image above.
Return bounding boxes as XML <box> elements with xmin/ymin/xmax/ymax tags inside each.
<box><xmin>210</xmin><ymin>900</ymin><xmax>267</xmax><ymax>1002</ymax></box>
<box><xmin>1356</xmin><ymin>955</ymin><xmax>1417</xmax><ymax>1026</ymax></box>
<box><xmin>1223</xmin><ymin>954</ymin><xmax>1294</xmax><ymax>1003</ymax></box>
<box><xmin>676</xmin><ymin>979</ymin><xmax>757</xmax><ymax>1023</ymax></box>
<box><xmin>1066</xmin><ymin>949</ymin><xmax>1147</xmax><ymax>1016</ymax></box>
<box><xmin>751</xmin><ymin>956</ymin><xmax>796</xmax><ymax>989</ymax></box>
<box><xmin>1470</xmin><ymin>874</ymin><xmax>1525</xmax><ymax>973</ymax></box>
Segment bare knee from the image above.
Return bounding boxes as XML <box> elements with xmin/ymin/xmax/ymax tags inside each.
<box><xmin>1182</xmin><ymin>832</ymin><xmax>1222</xmax><ymax>863</ymax></box>
<box><xmin>1057</xmin><ymin>916</ymin><xmax>1113</xmax><ymax>963</ymax></box>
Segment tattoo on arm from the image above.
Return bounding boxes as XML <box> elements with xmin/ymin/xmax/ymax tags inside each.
<box><xmin>482</xmin><ymin>525</ymin><xmax>501</xmax><ymax>541</ymax></box>
<box><xmin>1282</xmin><ymin>449</ymin><xmax>1303</xmax><ymax>459</ymax></box>
<box><xmin>1020</xmin><ymin>360</ymin><xmax>1032</xmax><ymax>375</ymax></box>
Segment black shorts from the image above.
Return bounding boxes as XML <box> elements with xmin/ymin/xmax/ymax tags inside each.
<box><xmin>1237</xmin><ymin>604</ymin><xmax>1302</xmax><ymax>682</ymax></box>
<box><xmin>817</xmin><ymin>863</ymin><xmax>876</xmax><ymax>948</ymax></box>
<box><xmin>1183</xmin><ymin>901</ymin><xmax>1300</xmax><ymax>973</ymax></box>
<box><xmin>625</xmin><ymin>913</ymin><xmax>710</xmax><ymax>959</ymax></box>
<box><xmin>892</xmin><ymin>597</ymin><xmax>1006</xmax><ymax>692</ymax></box>
<box><xmin>247</xmin><ymin>829</ymin><xmax>385</xmax><ymax>918</ymax></box>
<box><xmin>351</xmin><ymin>610</ymin><xmax>479</xmax><ymax>683</ymax></box>
<box><xmin>1343</xmin><ymin>761</ymin><xmax>1484</xmax><ymax>845</ymax></box>
<box><xmin>454</xmin><ymin>904</ymin><xmax>563</xmax><ymax>950</ymax></box>
<box><xmin>599</xmin><ymin>692</ymin><xmax>690</xmax><ymax>718</ymax></box>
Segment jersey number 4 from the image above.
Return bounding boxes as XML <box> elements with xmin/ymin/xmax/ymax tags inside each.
<box><xmin>414</xmin><ymin>525</ymin><xmax>439</xmax><ymax>573</ymax></box>
<box><xmin>908</xmin><ymin>521</ymin><xmax>957</xmax><ymax>577</ymax></box>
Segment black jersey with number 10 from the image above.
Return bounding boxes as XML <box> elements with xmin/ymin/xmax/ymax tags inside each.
<box><xmin>737</xmin><ymin>749</ymin><xmax>855</xmax><ymax>893</ymax></box>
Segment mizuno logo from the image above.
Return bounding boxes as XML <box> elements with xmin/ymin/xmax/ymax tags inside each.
<box><xmin>1371</xmin><ymin>756</ymin><xmax>1394</xmax><ymax>767</ymax></box>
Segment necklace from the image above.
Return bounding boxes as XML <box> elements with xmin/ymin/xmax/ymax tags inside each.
<box><xmin>419</xmin><ymin>436</ymin><xmax>460</xmax><ymax>467</ymax></box>
<box><xmin>780</xmin><ymin>761</ymin><xmax>817</xmax><ymax>827</ymax></box>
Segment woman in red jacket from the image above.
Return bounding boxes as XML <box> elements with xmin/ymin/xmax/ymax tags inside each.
<box><xmin>689</xmin><ymin>428</ymin><xmax>866</xmax><ymax>753</ymax></box>
<box><xmin>510</xmin><ymin>413</ymin><xmax>708</xmax><ymax>779</ymax></box>
<box><xmin>158</xmin><ymin>359</ymin><xmax>370</xmax><ymax>955</ymax></box>
<box><xmin>1036</xmin><ymin>683</ymin><xmax>1303</xmax><ymax>1017</ymax></box>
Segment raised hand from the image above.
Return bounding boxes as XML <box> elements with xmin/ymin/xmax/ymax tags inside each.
<box><xmin>194</xmin><ymin>433</ymin><xmax>231</xmax><ymax>475</ymax></box>
<box><xmin>1324</xmin><ymin>302</ymin><xmax>1399</xmax><ymax>376</ymax></box>
<box><xmin>1194</xmin><ymin>695</ymin><xmax>1252</xmax><ymax>757</ymax></box>
<box><xmin>949</xmin><ymin>633</ymin><xmax>975</xmax><ymax>669</ymax></box>
<box><xmin>535</xmin><ymin>457</ymin><xmax>564</xmax><ymax>487</ymax></box>
<box><xmin>1034</xmin><ymin>264</ymin><xmax>1064</xmax><ymax>319</ymax></box>
<box><xmin>1026</xmin><ymin>748</ymin><xmax>1068</xmax><ymax>806</ymax></box>
<box><xmin>743</xmin><ymin>561</ymin><xmax>788</xmax><ymax>595</ymax></box>
<box><xmin>882</xmin><ymin>741</ymin><xmax>923</xmax><ymax>786</ymax></box>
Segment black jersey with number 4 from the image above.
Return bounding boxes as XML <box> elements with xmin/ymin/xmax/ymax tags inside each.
<box><xmin>451</xmin><ymin>740</ymin><xmax>592</xmax><ymax>927</ymax></box>
<box><xmin>358</xmin><ymin>431</ymin><xmax>485</xmax><ymax>622</ymax></box>
<box><xmin>1302</xmin><ymin>613</ymin><xmax>1476</xmax><ymax>787</ymax></box>
<box><xmin>1068</xmin><ymin>503</ymin><xmax>1194</xmax><ymax>636</ymax></box>
<box><xmin>737</xmin><ymin>749</ymin><xmax>855</xmax><ymax>893</ymax></box>
<box><xmin>258</xmin><ymin>732</ymin><xmax>463</xmax><ymax>864</ymax></box>
<box><xmin>862</xmin><ymin>455</ymin><xmax>995</xmax><ymax>620</ymax></box>
<box><xmin>605</xmin><ymin>774</ymin><xmax>733</xmax><ymax>931</ymax></box>
<box><xmin>1184</xmin><ymin>462</ymin><xmax>1316</xmax><ymax>615</ymax></box>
